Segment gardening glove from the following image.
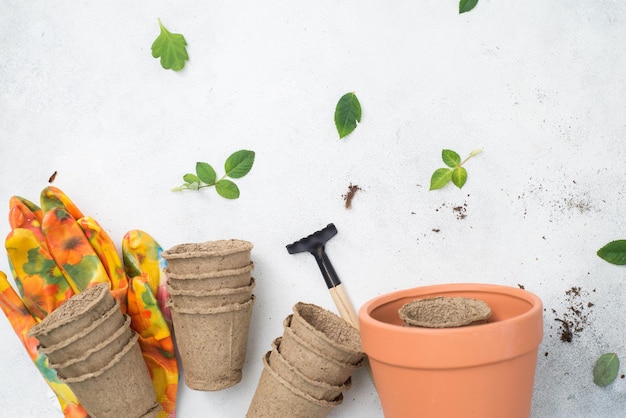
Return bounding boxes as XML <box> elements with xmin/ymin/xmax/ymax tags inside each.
<box><xmin>0</xmin><ymin>270</ymin><xmax>88</xmax><ymax>418</ymax></box>
<box><xmin>2</xmin><ymin>186</ymin><xmax>177</xmax><ymax>417</ymax></box>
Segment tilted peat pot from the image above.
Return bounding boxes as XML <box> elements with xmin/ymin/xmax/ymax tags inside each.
<box><xmin>359</xmin><ymin>283</ymin><xmax>543</xmax><ymax>418</ymax></box>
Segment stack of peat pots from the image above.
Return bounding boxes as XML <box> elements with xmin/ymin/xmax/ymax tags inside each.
<box><xmin>29</xmin><ymin>283</ymin><xmax>161</xmax><ymax>418</ymax></box>
<box><xmin>162</xmin><ymin>239</ymin><xmax>255</xmax><ymax>391</ymax></box>
<box><xmin>247</xmin><ymin>302</ymin><xmax>365</xmax><ymax>418</ymax></box>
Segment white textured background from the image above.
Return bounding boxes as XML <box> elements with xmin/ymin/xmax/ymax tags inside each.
<box><xmin>1</xmin><ymin>1</ymin><xmax>626</xmax><ymax>416</ymax></box>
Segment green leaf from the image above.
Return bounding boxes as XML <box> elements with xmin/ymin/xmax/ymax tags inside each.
<box><xmin>215</xmin><ymin>179</ymin><xmax>240</xmax><ymax>199</ymax></box>
<box><xmin>451</xmin><ymin>167</ymin><xmax>467</xmax><ymax>188</ymax></box>
<box><xmin>196</xmin><ymin>162</ymin><xmax>216</xmax><ymax>185</ymax></box>
<box><xmin>430</xmin><ymin>168</ymin><xmax>453</xmax><ymax>190</ymax></box>
<box><xmin>334</xmin><ymin>92</ymin><xmax>362</xmax><ymax>139</ymax></box>
<box><xmin>224</xmin><ymin>150</ymin><xmax>255</xmax><ymax>179</ymax></box>
<box><xmin>594</xmin><ymin>353</ymin><xmax>619</xmax><ymax>387</ymax></box>
<box><xmin>459</xmin><ymin>0</ymin><xmax>479</xmax><ymax>14</ymax></box>
<box><xmin>442</xmin><ymin>149</ymin><xmax>461</xmax><ymax>168</ymax></box>
<box><xmin>151</xmin><ymin>18</ymin><xmax>189</xmax><ymax>71</ymax></box>
<box><xmin>183</xmin><ymin>173</ymin><xmax>200</xmax><ymax>184</ymax></box>
<box><xmin>598</xmin><ymin>240</ymin><xmax>626</xmax><ymax>265</ymax></box>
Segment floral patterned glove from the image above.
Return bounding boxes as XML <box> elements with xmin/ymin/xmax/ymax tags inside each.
<box><xmin>1</xmin><ymin>187</ymin><xmax>178</xmax><ymax>417</ymax></box>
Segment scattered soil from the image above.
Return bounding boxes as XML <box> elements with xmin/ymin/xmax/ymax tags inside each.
<box><xmin>551</xmin><ymin>286</ymin><xmax>594</xmax><ymax>343</ymax></box>
<box><xmin>435</xmin><ymin>201</ymin><xmax>469</xmax><ymax>220</ymax></box>
<box><xmin>516</xmin><ymin>178</ymin><xmax>599</xmax><ymax>221</ymax></box>
<box><xmin>342</xmin><ymin>183</ymin><xmax>362</xmax><ymax>209</ymax></box>
<box><xmin>453</xmin><ymin>204</ymin><xmax>468</xmax><ymax>220</ymax></box>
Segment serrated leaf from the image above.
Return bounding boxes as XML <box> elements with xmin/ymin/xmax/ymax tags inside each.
<box><xmin>334</xmin><ymin>92</ymin><xmax>362</xmax><ymax>139</ymax></box>
<box><xmin>594</xmin><ymin>353</ymin><xmax>619</xmax><ymax>387</ymax></box>
<box><xmin>151</xmin><ymin>18</ymin><xmax>189</xmax><ymax>71</ymax></box>
<box><xmin>598</xmin><ymin>240</ymin><xmax>626</xmax><ymax>265</ymax></box>
<box><xmin>196</xmin><ymin>162</ymin><xmax>216</xmax><ymax>185</ymax></box>
<box><xmin>459</xmin><ymin>0</ymin><xmax>479</xmax><ymax>14</ymax></box>
<box><xmin>224</xmin><ymin>150</ymin><xmax>255</xmax><ymax>179</ymax></box>
<box><xmin>452</xmin><ymin>167</ymin><xmax>467</xmax><ymax>188</ymax></box>
<box><xmin>183</xmin><ymin>173</ymin><xmax>200</xmax><ymax>184</ymax></box>
<box><xmin>215</xmin><ymin>179</ymin><xmax>240</xmax><ymax>199</ymax></box>
<box><xmin>430</xmin><ymin>168</ymin><xmax>453</xmax><ymax>190</ymax></box>
<box><xmin>442</xmin><ymin>149</ymin><xmax>461</xmax><ymax>168</ymax></box>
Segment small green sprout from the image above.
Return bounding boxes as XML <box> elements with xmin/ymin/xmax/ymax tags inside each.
<box><xmin>172</xmin><ymin>150</ymin><xmax>255</xmax><ymax>199</ymax></box>
<box><xmin>430</xmin><ymin>148</ymin><xmax>482</xmax><ymax>190</ymax></box>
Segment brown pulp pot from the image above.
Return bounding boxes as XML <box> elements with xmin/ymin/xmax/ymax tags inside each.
<box><xmin>290</xmin><ymin>302</ymin><xmax>364</xmax><ymax>364</ymax></box>
<box><xmin>359</xmin><ymin>283</ymin><xmax>543</xmax><ymax>418</ymax></box>
<box><xmin>162</xmin><ymin>240</ymin><xmax>252</xmax><ymax>274</ymax></box>
<box><xmin>165</xmin><ymin>262</ymin><xmax>254</xmax><ymax>291</ymax></box>
<box><xmin>168</xmin><ymin>296</ymin><xmax>255</xmax><ymax>391</ymax></box>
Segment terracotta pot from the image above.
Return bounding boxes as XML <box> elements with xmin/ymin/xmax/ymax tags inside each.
<box><xmin>359</xmin><ymin>283</ymin><xmax>543</xmax><ymax>418</ymax></box>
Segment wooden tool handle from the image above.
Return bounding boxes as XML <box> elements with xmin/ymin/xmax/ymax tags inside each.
<box><xmin>329</xmin><ymin>283</ymin><xmax>360</xmax><ymax>329</ymax></box>
<box><xmin>330</xmin><ymin>284</ymin><xmax>376</xmax><ymax>386</ymax></box>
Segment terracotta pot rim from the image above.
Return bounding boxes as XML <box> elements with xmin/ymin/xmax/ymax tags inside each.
<box><xmin>361</xmin><ymin>283</ymin><xmax>541</xmax><ymax>331</ymax></box>
<box><xmin>359</xmin><ymin>283</ymin><xmax>543</xmax><ymax>368</ymax></box>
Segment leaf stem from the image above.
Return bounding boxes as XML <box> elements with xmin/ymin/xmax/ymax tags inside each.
<box><xmin>459</xmin><ymin>148</ymin><xmax>483</xmax><ymax>166</ymax></box>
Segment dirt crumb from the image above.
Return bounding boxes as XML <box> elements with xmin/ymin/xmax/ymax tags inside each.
<box><xmin>552</xmin><ymin>286</ymin><xmax>593</xmax><ymax>343</ymax></box>
<box><xmin>453</xmin><ymin>203</ymin><xmax>468</xmax><ymax>220</ymax></box>
<box><xmin>435</xmin><ymin>201</ymin><xmax>468</xmax><ymax>220</ymax></box>
<box><xmin>342</xmin><ymin>183</ymin><xmax>362</xmax><ymax>209</ymax></box>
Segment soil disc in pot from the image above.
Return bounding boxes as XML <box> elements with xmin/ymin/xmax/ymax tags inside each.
<box><xmin>399</xmin><ymin>296</ymin><xmax>491</xmax><ymax>328</ymax></box>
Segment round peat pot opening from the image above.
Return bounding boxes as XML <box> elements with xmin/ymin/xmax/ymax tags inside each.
<box><xmin>359</xmin><ymin>283</ymin><xmax>543</xmax><ymax>418</ymax></box>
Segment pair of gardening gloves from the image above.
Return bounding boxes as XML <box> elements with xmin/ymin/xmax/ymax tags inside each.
<box><xmin>0</xmin><ymin>186</ymin><xmax>178</xmax><ymax>418</ymax></box>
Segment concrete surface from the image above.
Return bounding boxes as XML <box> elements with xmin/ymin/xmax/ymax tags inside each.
<box><xmin>1</xmin><ymin>0</ymin><xmax>626</xmax><ymax>416</ymax></box>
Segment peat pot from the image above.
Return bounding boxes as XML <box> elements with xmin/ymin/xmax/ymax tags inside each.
<box><xmin>359</xmin><ymin>283</ymin><xmax>543</xmax><ymax>418</ymax></box>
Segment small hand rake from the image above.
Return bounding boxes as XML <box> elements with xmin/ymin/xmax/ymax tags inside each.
<box><xmin>286</xmin><ymin>223</ymin><xmax>359</xmax><ymax>329</ymax></box>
